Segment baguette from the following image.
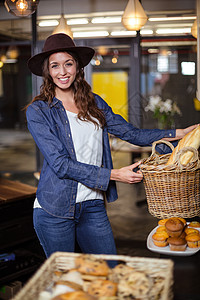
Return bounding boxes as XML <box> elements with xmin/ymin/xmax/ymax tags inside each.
<box><xmin>166</xmin><ymin>125</ymin><xmax>200</xmax><ymax>165</ymax></box>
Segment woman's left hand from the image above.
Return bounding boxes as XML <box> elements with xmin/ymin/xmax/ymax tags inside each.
<box><xmin>165</xmin><ymin>124</ymin><xmax>199</xmax><ymax>141</ymax></box>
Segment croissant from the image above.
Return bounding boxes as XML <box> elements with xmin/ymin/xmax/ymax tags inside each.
<box><xmin>166</xmin><ymin>125</ymin><xmax>200</xmax><ymax>165</ymax></box>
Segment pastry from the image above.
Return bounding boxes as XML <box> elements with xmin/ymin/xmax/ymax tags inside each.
<box><xmin>186</xmin><ymin>233</ymin><xmax>200</xmax><ymax>248</ymax></box>
<box><xmin>188</xmin><ymin>221</ymin><xmax>200</xmax><ymax>228</ymax></box>
<box><xmin>152</xmin><ymin>231</ymin><xmax>169</xmax><ymax>247</ymax></box>
<box><xmin>51</xmin><ymin>291</ymin><xmax>95</xmax><ymax>300</ymax></box>
<box><xmin>158</xmin><ymin>218</ymin><xmax>169</xmax><ymax>226</ymax></box>
<box><xmin>108</xmin><ymin>264</ymin><xmax>135</xmax><ymax>283</ymax></box>
<box><xmin>117</xmin><ymin>271</ymin><xmax>152</xmax><ymax>299</ymax></box>
<box><xmin>177</xmin><ymin>217</ymin><xmax>187</xmax><ymax>227</ymax></box>
<box><xmin>179</xmin><ymin>231</ymin><xmax>186</xmax><ymax>239</ymax></box>
<box><xmin>166</xmin><ymin>124</ymin><xmax>200</xmax><ymax>165</ymax></box>
<box><xmin>59</xmin><ymin>270</ymin><xmax>83</xmax><ymax>286</ymax></box>
<box><xmin>165</xmin><ymin>217</ymin><xmax>184</xmax><ymax>237</ymax></box>
<box><xmin>52</xmin><ymin>281</ymin><xmax>82</xmax><ymax>298</ymax></box>
<box><xmin>87</xmin><ymin>279</ymin><xmax>117</xmax><ymax>297</ymax></box>
<box><xmin>184</xmin><ymin>227</ymin><xmax>199</xmax><ymax>235</ymax></box>
<box><xmin>168</xmin><ymin>237</ymin><xmax>187</xmax><ymax>251</ymax></box>
<box><xmin>156</xmin><ymin>225</ymin><xmax>168</xmax><ymax>233</ymax></box>
<box><xmin>75</xmin><ymin>255</ymin><xmax>110</xmax><ymax>276</ymax></box>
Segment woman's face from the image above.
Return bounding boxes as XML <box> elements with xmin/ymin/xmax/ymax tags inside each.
<box><xmin>48</xmin><ymin>51</ymin><xmax>77</xmax><ymax>91</ymax></box>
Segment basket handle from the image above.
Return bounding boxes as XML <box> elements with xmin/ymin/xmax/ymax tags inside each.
<box><xmin>175</xmin><ymin>146</ymin><xmax>200</xmax><ymax>169</ymax></box>
<box><xmin>151</xmin><ymin>139</ymin><xmax>174</xmax><ymax>156</ymax></box>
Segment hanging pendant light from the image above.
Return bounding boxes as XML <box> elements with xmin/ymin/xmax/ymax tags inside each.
<box><xmin>52</xmin><ymin>0</ymin><xmax>73</xmax><ymax>38</ymax></box>
<box><xmin>122</xmin><ymin>0</ymin><xmax>148</xmax><ymax>31</ymax></box>
<box><xmin>191</xmin><ymin>19</ymin><xmax>197</xmax><ymax>39</ymax></box>
<box><xmin>6</xmin><ymin>45</ymin><xmax>20</xmax><ymax>59</ymax></box>
<box><xmin>6</xmin><ymin>21</ymin><xmax>20</xmax><ymax>60</ymax></box>
<box><xmin>52</xmin><ymin>14</ymin><xmax>73</xmax><ymax>38</ymax></box>
<box><xmin>4</xmin><ymin>0</ymin><xmax>40</xmax><ymax>17</ymax></box>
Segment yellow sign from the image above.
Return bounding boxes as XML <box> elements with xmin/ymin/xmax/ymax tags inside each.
<box><xmin>194</xmin><ymin>97</ymin><xmax>200</xmax><ymax>111</ymax></box>
<box><xmin>92</xmin><ymin>71</ymin><xmax>128</xmax><ymax>120</ymax></box>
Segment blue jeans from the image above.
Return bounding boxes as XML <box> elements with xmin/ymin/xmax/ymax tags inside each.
<box><xmin>33</xmin><ymin>199</ymin><xmax>117</xmax><ymax>261</ymax></box>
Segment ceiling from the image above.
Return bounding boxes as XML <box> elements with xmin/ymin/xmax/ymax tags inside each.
<box><xmin>0</xmin><ymin>0</ymin><xmax>197</xmax><ymax>43</ymax></box>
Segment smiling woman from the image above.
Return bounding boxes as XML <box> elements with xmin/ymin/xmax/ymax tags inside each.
<box><xmin>24</xmin><ymin>32</ymin><xmax>198</xmax><ymax>263</ymax></box>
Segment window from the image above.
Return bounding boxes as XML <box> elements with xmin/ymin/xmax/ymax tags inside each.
<box><xmin>181</xmin><ymin>62</ymin><xmax>195</xmax><ymax>75</ymax></box>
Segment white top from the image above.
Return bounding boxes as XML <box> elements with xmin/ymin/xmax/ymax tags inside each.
<box><xmin>34</xmin><ymin>110</ymin><xmax>104</xmax><ymax>209</ymax></box>
<box><xmin>66</xmin><ymin>110</ymin><xmax>104</xmax><ymax>203</ymax></box>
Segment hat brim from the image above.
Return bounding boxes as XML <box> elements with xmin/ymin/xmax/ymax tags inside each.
<box><xmin>28</xmin><ymin>46</ymin><xmax>95</xmax><ymax>76</ymax></box>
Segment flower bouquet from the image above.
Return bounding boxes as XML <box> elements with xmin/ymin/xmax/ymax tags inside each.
<box><xmin>145</xmin><ymin>95</ymin><xmax>181</xmax><ymax>129</ymax></box>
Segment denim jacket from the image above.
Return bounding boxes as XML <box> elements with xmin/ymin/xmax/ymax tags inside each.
<box><xmin>26</xmin><ymin>94</ymin><xmax>175</xmax><ymax>218</ymax></box>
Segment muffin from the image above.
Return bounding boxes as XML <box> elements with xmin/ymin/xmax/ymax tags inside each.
<box><xmin>177</xmin><ymin>217</ymin><xmax>187</xmax><ymax>227</ymax></box>
<box><xmin>87</xmin><ymin>279</ymin><xmax>117</xmax><ymax>297</ymax></box>
<box><xmin>168</xmin><ymin>237</ymin><xmax>187</xmax><ymax>251</ymax></box>
<box><xmin>156</xmin><ymin>226</ymin><xmax>167</xmax><ymax>233</ymax></box>
<box><xmin>184</xmin><ymin>227</ymin><xmax>199</xmax><ymax>235</ymax></box>
<box><xmin>188</xmin><ymin>221</ymin><xmax>200</xmax><ymax>228</ymax></box>
<box><xmin>152</xmin><ymin>232</ymin><xmax>169</xmax><ymax>247</ymax></box>
<box><xmin>158</xmin><ymin>219</ymin><xmax>169</xmax><ymax>226</ymax></box>
<box><xmin>179</xmin><ymin>231</ymin><xmax>186</xmax><ymax>239</ymax></box>
<box><xmin>186</xmin><ymin>233</ymin><xmax>200</xmax><ymax>248</ymax></box>
<box><xmin>75</xmin><ymin>255</ymin><xmax>110</xmax><ymax>277</ymax></box>
<box><xmin>165</xmin><ymin>217</ymin><xmax>184</xmax><ymax>237</ymax></box>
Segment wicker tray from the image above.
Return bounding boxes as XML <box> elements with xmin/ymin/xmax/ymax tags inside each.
<box><xmin>12</xmin><ymin>252</ymin><xmax>174</xmax><ymax>300</ymax></box>
<box><xmin>140</xmin><ymin>140</ymin><xmax>200</xmax><ymax>219</ymax></box>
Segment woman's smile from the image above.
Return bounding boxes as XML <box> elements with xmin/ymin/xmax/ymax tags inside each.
<box><xmin>58</xmin><ymin>76</ymin><xmax>70</xmax><ymax>84</ymax></box>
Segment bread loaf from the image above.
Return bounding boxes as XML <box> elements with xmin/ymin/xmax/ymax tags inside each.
<box><xmin>166</xmin><ymin>125</ymin><xmax>200</xmax><ymax>165</ymax></box>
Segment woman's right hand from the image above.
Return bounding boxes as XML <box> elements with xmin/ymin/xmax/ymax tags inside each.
<box><xmin>110</xmin><ymin>160</ymin><xmax>143</xmax><ymax>184</ymax></box>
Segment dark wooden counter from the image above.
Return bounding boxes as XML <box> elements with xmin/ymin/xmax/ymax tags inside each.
<box><xmin>0</xmin><ymin>178</ymin><xmax>37</xmax><ymax>250</ymax></box>
<box><xmin>0</xmin><ymin>178</ymin><xmax>37</xmax><ymax>203</ymax></box>
<box><xmin>0</xmin><ymin>178</ymin><xmax>45</xmax><ymax>286</ymax></box>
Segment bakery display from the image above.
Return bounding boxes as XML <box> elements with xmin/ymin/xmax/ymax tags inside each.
<box><xmin>149</xmin><ymin>217</ymin><xmax>200</xmax><ymax>255</ymax></box>
<box><xmin>35</xmin><ymin>254</ymin><xmax>172</xmax><ymax>300</ymax></box>
<box><xmin>166</xmin><ymin>124</ymin><xmax>200</xmax><ymax>166</ymax></box>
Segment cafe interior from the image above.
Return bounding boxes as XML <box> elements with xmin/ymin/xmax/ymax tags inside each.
<box><xmin>0</xmin><ymin>0</ymin><xmax>200</xmax><ymax>299</ymax></box>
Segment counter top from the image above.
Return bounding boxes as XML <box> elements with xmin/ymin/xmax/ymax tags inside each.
<box><xmin>0</xmin><ymin>178</ymin><xmax>37</xmax><ymax>203</ymax></box>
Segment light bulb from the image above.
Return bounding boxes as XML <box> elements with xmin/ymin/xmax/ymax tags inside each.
<box><xmin>95</xmin><ymin>59</ymin><xmax>100</xmax><ymax>66</ymax></box>
<box><xmin>191</xmin><ymin>19</ymin><xmax>197</xmax><ymax>39</ymax></box>
<box><xmin>16</xmin><ymin>0</ymin><xmax>28</xmax><ymax>12</ymax></box>
<box><xmin>6</xmin><ymin>46</ymin><xmax>20</xmax><ymax>59</ymax></box>
<box><xmin>112</xmin><ymin>57</ymin><xmax>118</xmax><ymax>64</ymax></box>
<box><xmin>122</xmin><ymin>0</ymin><xmax>148</xmax><ymax>31</ymax></box>
<box><xmin>1</xmin><ymin>55</ymin><xmax>7</xmax><ymax>63</ymax></box>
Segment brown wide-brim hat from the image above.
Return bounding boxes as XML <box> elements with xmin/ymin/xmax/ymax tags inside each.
<box><xmin>27</xmin><ymin>33</ymin><xmax>95</xmax><ymax>76</ymax></box>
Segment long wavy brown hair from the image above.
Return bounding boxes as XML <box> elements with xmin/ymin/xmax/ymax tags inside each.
<box><xmin>26</xmin><ymin>51</ymin><xmax>106</xmax><ymax>128</ymax></box>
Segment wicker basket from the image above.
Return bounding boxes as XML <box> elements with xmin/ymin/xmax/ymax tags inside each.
<box><xmin>140</xmin><ymin>140</ymin><xmax>200</xmax><ymax>219</ymax></box>
<box><xmin>12</xmin><ymin>252</ymin><xmax>174</xmax><ymax>300</ymax></box>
